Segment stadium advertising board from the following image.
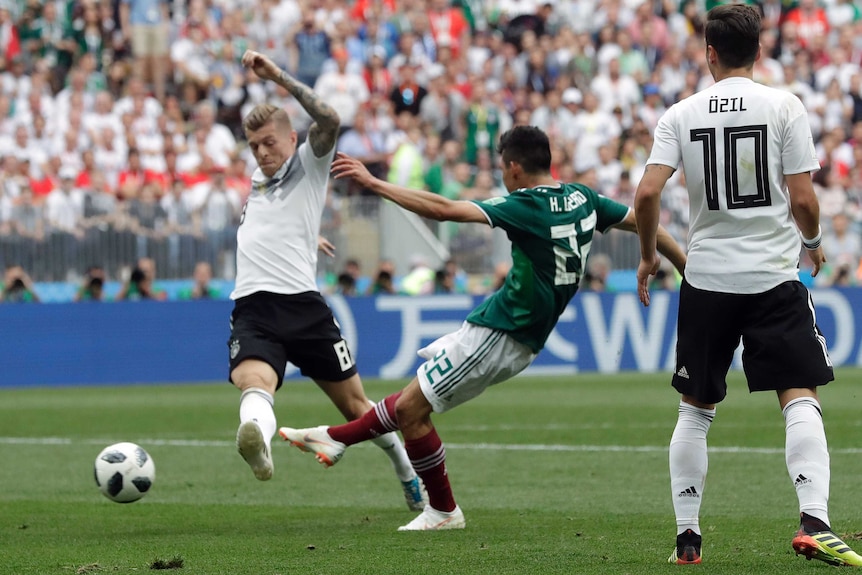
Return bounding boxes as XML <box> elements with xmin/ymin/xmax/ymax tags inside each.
<box><xmin>1</xmin><ymin>288</ymin><xmax>860</xmax><ymax>387</ymax></box>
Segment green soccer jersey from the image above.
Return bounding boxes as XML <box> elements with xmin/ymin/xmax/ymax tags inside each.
<box><xmin>467</xmin><ymin>183</ymin><xmax>629</xmax><ymax>352</ymax></box>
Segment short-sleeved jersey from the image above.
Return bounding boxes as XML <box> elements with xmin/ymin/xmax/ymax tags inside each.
<box><xmin>648</xmin><ymin>77</ymin><xmax>820</xmax><ymax>294</ymax></box>
<box><xmin>230</xmin><ymin>142</ymin><xmax>335</xmax><ymax>299</ymax></box>
<box><xmin>468</xmin><ymin>183</ymin><xmax>630</xmax><ymax>352</ymax></box>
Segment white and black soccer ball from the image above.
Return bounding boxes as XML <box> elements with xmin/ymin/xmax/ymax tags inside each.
<box><xmin>94</xmin><ymin>442</ymin><xmax>156</xmax><ymax>503</ymax></box>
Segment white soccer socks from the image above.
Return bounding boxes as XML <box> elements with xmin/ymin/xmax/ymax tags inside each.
<box><xmin>239</xmin><ymin>387</ymin><xmax>277</xmax><ymax>441</ymax></box>
<box><xmin>784</xmin><ymin>396</ymin><xmax>830</xmax><ymax>527</ymax></box>
<box><xmin>669</xmin><ymin>400</ymin><xmax>715</xmax><ymax>535</ymax></box>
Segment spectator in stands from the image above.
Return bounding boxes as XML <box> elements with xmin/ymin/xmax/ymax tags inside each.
<box><xmin>117</xmin><ymin>148</ymin><xmax>159</xmax><ymax>201</ymax></box>
<box><xmin>820</xmin><ymin>212</ymin><xmax>862</xmax><ymax>286</ymax></box>
<box><xmin>74</xmin><ymin>265</ymin><xmax>106</xmax><ymax>302</ymax></box>
<box><xmin>0</xmin><ymin>264</ymin><xmax>39</xmax><ymax>303</ymax></box>
<box><xmin>424</xmin><ymin>138</ymin><xmax>463</xmax><ymax>196</ymax></box>
<box><xmin>196</xmin><ymin>169</ymin><xmax>241</xmax><ymax>277</ymax></box>
<box><xmin>336</xmin><ymin>109</ymin><xmax>388</xmax><ymax>195</ymax></box>
<box><xmin>341</xmin><ymin>258</ymin><xmax>362</xmax><ymax>284</ymax></box>
<box><xmin>127</xmin><ymin>181</ymin><xmax>167</xmax><ymax>258</ymax></box>
<box><xmin>783</xmin><ymin>0</ymin><xmax>830</xmax><ymax>51</ymax></box>
<box><xmin>44</xmin><ymin>166</ymin><xmax>85</xmax><ymax>279</ymax></box>
<box><xmin>290</xmin><ymin>7</ymin><xmax>330</xmax><ymax>89</ymax></box>
<box><xmin>529</xmin><ymin>87</ymin><xmax>575</xmax><ymax>145</ymax></box>
<box><xmin>387</xmin><ymin>118</ymin><xmax>425</xmax><ymax>189</ymax></box>
<box><xmin>115</xmin><ymin>256</ymin><xmax>166</xmax><ymax>300</ymax></box>
<box><xmin>0</xmin><ymin>6</ymin><xmax>20</xmax><ymax>68</ymax></box>
<box><xmin>314</xmin><ymin>41</ymin><xmax>370</xmax><ymax>133</ymax></box>
<box><xmin>191</xmin><ymin>101</ymin><xmax>237</xmax><ymax>170</ymax></box>
<box><xmin>401</xmin><ymin>254</ymin><xmax>435</xmax><ymax>295</ymax></box>
<box><xmin>335</xmin><ymin>272</ymin><xmax>358</xmax><ymax>296</ymax></box>
<box><xmin>571</xmin><ymin>91</ymin><xmax>622</xmax><ymax>174</ymax></box>
<box><xmin>591</xmin><ymin>56</ymin><xmax>641</xmax><ymax>130</ymax></box>
<box><xmin>368</xmin><ymin>268</ymin><xmax>397</xmax><ymax>295</ymax></box>
<box><xmin>363</xmin><ymin>44</ymin><xmax>394</xmax><ymax>98</ymax></box>
<box><xmin>426</xmin><ymin>0</ymin><xmax>470</xmax><ymax>60</ymax></box>
<box><xmin>12</xmin><ymin>125</ymin><xmax>48</xmax><ymax>186</ymax></box>
<box><xmin>161</xmin><ymin>178</ymin><xmax>201</xmax><ymax>277</ymax></box>
<box><xmin>389</xmin><ymin>61</ymin><xmax>427</xmax><ymax>117</ymax></box>
<box><xmin>119</xmin><ymin>0</ymin><xmax>170</xmax><ymax>102</ymax></box>
<box><xmin>595</xmin><ymin>144</ymin><xmax>624</xmax><ymax>197</ymax></box>
<box><xmin>463</xmin><ymin>77</ymin><xmax>504</xmax><ymax>166</ymax></box>
<box><xmin>583</xmin><ymin>253</ymin><xmax>612</xmax><ymax>292</ymax></box>
<box><xmin>419</xmin><ymin>63</ymin><xmax>464</xmax><ymax>142</ymax></box>
<box><xmin>178</xmin><ymin>260</ymin><xmax>221</xmax><ymax>299</ymax></box>
<box><xmin>388</xmin><ymin>29</ymin><xmax>433</xmax><ymax>80</ymax></box>
<box><xmin>92</xmin><ymin>125</ymin><xmax>127</xmax><ymax>189</ymax></box>
<box><xmin>9</xmin><ymin>186</ymin><xmax>44</xmax><ymax>249</ymax></box>
<box><xmin>432</xmin><ymin>267</ymin><xmax>454</xmax><ymax>294</ymax></box>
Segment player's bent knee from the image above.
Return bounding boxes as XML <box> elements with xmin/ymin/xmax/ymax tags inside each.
<box><xmin>394</xmin><ymin>387</ymin><xmax>433</xmax><ymax>430</ymax></box>
<box><xmin>231</xmin><ymin>359</ymin><xmax>279</xmax><ymax>394</ymax></box>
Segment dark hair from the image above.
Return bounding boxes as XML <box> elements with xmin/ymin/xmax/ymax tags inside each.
<box><xmin>496</xmin><ymin>125</ymin><xmax>552</xmax><ymax>175</ymax></box>
<box><xmin>130</xmin><ymin>267</ymin><xmax>146</xmax><ymax>284</ymax></box>
<box><xmin>704</xmin><ymin>4</ymin><xmax>761</xmax><ymax>69</ymax></box>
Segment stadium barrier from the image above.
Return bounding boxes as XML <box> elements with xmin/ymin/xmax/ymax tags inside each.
<box><xmin>2</xmin><ymin>288</ymin><xmax>861</xmax><ymax>388</ymax></box>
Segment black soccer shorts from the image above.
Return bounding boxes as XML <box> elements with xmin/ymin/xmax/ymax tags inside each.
<box><xmin>672</xmin><ymin>279</ymin><xmax>834</xmax><ymax>404</ymax></box>
<box><xmin>227</xmin><ymin>291</ymin><xmax>358</xmax><ymax>387</ymax></box>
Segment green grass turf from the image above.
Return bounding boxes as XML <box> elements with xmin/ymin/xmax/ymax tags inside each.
<box><xmin>1</xmin><ymin>369</ymin><xmax>861</xmax><ymax>574</ymax></box>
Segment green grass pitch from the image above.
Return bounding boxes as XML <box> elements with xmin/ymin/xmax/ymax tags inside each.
<box><xmin>1</xmin><ymin>369</ymin><xmax>860</xmax><ymax>574</ymax></box>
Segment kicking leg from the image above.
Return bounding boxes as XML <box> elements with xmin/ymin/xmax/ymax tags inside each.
<box><xmin>282</xmin><ymin>374</ymin><xmax>425</xmax><ymax>509</ymax></box>
<box><xmin>232</xmin><ymin>359</ymin><xmax>278</xmax><ymax>481</ymax></box>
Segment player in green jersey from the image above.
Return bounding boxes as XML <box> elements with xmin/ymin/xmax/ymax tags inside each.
<box><xmin>280</xmin><ymin>125</ymin><xmax>688</xmax><ymax>531</ymax></box>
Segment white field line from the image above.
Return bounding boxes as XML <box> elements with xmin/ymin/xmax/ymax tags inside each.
<box><xmin>0</xmin><ymin>436</ymin><xmax>861</xmax><ymax>455</ymax></box>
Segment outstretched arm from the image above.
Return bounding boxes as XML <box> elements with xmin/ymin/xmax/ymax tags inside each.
<box><xmin>241</xmin><ymin>50</ymin><xmax>340</xmax><ymax>157</ymax></box>
<box><xmin>332</xmin><ymin>153</ymin><xmax>487</xmax><ymax>223</ymax></box>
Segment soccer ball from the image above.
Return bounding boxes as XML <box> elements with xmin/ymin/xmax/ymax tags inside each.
<box><xmin>94</xmin><ymin>442</ymin><xmax>156</xmax><ymax>503</ymax></box>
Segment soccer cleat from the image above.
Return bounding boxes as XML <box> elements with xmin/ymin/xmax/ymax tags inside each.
<box><xmin>668</xmin><ymin>529</ymin><xmax>702</xmax><ymax>564</ymax></box>
<box><xmin>236</xmin><ymin>421</ymin><xmax>273</xmax><ymax>481</ymax></box>
<box><xmin>401</xmin><ymin>476</ymin><xmax>428</xmax><ymax>511</ymax></box>
<box><xmin>792</xmin><ymin>528</ymin><xmax>862</xmax><ymax>567</ymax></box>
<box><xmin>397</xmin><ymin>505</ymin><xmax>466</xmax><ymax>531</ymax></box>
<box><xmin>278</xmin><ymin>425</ymin><xmax>345</xmax><ymax>467</ymax></box>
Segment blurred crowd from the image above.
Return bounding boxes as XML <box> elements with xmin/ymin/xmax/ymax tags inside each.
<box><xmin>2</xmin><ymin>0</ymin><xmax>862</xmax><ymax>292</ymax></box>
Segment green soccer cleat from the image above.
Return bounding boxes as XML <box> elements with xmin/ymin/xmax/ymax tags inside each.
<box><xmin>792</xmin><ymin>529</ymin><xmax>862</xmax><ymax>567</ymax></box>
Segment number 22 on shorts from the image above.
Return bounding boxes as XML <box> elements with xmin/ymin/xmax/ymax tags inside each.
<box><xmin>424</xmin><ymin>349</ymin><xmax>453</xmax><ymax>385</ymax></box>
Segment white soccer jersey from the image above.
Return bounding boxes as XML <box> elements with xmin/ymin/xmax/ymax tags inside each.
<box><xmin>648</xmin><ymin>77</ymin><xmax>820</xmax><ymax>294</ymax></box>
<box><xmin>230</xmin><ymin>142</ymin><xmax>335</xmax><ymax>299</ymax></box>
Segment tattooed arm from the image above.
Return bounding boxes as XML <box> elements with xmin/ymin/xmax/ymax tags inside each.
<box><xmin>241</xmin><ymin>50</ymin><xmax>341</xmax><ymax>157</ymax></box>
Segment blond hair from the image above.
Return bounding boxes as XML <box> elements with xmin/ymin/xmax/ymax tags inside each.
<box><xmin>242</xmin><ymin>104</ymin><xmax>293</xmax><ymax>134</ymax></box>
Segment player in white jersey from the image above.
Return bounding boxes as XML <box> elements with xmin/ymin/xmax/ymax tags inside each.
<box><xmin>228</xmin><ymin>50</ymin><xmax>427</xmax><ymax>512</ymax></box>
<box><xmin>635</xmin><ymin>5</ymin><xmax>861</xmax><ymax>567</ymax></box>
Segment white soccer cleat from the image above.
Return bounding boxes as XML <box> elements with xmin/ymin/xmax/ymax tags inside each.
<box><xmin>278</xmin><ymin>425</ymin><xmax>346</xmax><ymax>467</ymax></box>
<box><xmin>397</xmin><ymin>505</ymin><xmax>466</xmax><ymax>531</ymax></box>
<box><xmin>236</xmin><ymin>421</ymin><xmax>273</xmax><ymax>481</ymax></box>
